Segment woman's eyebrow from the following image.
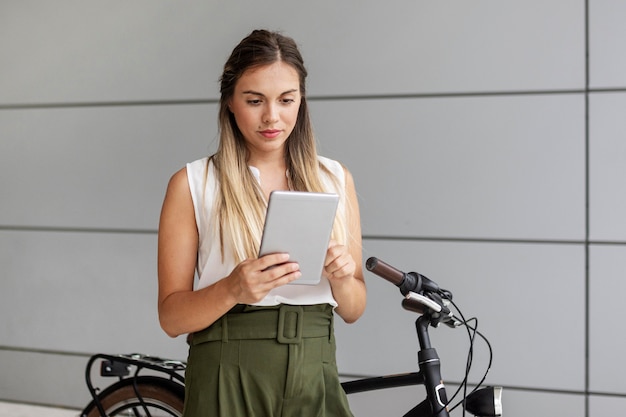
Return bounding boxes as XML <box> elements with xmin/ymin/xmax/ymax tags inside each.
<box><xmin>242</xmin><ymin>90</ymin><xmax>264</xmax><ymax>96</ymax></box>
<box><xmin>241</xmin><ymin>89</ymin><xmax>298</xmax><ymax>96</ymax></box>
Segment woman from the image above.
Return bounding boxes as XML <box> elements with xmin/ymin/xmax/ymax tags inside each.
<box><xmin>158</xmin><ymin>29</ymin><xmax>366</xmax><ymax>416</ymax></box>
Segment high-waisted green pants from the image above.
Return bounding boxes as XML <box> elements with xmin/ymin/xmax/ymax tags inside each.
<box><xmin>183</xmin><ymin>304</ymin><xmax>354</xmax><ymax>417</ymax></box>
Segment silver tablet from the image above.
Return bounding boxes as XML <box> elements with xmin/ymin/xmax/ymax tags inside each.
<box><xmin>259</xmin><ymin>191</ymin><xmax>339</xmax><ymax>285</ymax></box>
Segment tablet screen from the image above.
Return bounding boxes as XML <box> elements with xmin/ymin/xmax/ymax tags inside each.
<box><xmin>258</xmin><ymin>191</ymin><xmax>339</xmax><ymax>285</ymax></box>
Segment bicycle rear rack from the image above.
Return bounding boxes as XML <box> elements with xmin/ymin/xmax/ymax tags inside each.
<box><xmin>87</xmin><ymin>353</ymin><xmax>185</xmax><ymax>381</ymax></box>
<box><xmin>84</xmin><ymin>353</ymin><xmax>186</xmax><ymax>417</ymax></box>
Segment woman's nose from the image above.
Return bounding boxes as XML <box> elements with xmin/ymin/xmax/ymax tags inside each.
<box><xmin>263</xmin><ymin>104</ymin><xmax>279</xmax><ymax>124</ymax></box>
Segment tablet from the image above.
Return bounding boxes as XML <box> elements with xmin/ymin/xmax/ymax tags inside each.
<box><xmin>258</xmin><ymin>191</ymin><xmax>339</xmax><ymax>285</ymax></box>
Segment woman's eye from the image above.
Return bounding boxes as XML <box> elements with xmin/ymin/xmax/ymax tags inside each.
<box><xmin>247</xmin><ymin>99</ymin><xmax>262</xmax><ymax>105</ymax></box>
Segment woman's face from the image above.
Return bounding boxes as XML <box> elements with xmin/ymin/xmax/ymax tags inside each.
<box><xmin>229</xmin><ymin>61</ymin><xmax>302</xmax><ymax>158</ymax></box>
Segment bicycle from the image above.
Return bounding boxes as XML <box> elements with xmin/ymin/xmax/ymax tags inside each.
<box><xmin>80</xmin><ymin>256</ymin><xmax>503</xmax><ymax>417</ymax></box>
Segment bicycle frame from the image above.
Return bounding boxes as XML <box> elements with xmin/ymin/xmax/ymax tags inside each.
<box><xmin>342</xmin><ymin>314</ymin><xmax>450</xmax><ymax>417</ymax></box>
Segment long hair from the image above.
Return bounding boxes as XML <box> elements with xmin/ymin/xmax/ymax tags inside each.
<box><xmin>210</xmin><ymin>29</ymin><xmax>346</xmax><ymax>263</ymax></box>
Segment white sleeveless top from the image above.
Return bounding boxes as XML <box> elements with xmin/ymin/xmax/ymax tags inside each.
<box><xmin>186</xmin><ymin>156</ymin><xmax>346</xmax><ymax>307</ymax></box>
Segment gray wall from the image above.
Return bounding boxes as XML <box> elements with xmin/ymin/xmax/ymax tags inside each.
<box><xmin>1</xmin><ymin>1</ymin><xmax>625</xmax><ymax>416</ymax></box>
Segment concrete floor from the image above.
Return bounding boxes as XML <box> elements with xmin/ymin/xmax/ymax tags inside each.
<box><xmin>0</xmin><ymin>401</ymin><xmax>79</xmax><ymax>417</ymax></box>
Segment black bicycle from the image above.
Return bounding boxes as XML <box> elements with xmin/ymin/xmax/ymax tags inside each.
<box><xmin>81</xmin><ymin>257</ymin><xmax>502</xmax><ymax>417</ymax></box>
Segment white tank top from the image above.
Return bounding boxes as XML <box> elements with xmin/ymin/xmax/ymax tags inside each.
<box><xmin>186</xmin><ymin>156</ymin><xmax>346</xmax><ymax>307</ymax></box>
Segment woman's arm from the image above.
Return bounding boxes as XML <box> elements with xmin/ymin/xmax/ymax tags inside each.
<box><xmin>325</xmin><ymin>167</ymin><xmax>367</xmax><ymax>323</ymax></box>
<box><xmin>157</xmin><ymin>168</ymin><xmax>301</xmax><ymax>337</ymax></box>
<box><xmin>157</xmin><ymin>168</ymin><xmax>235</xmax><ymax>337</ymax></box>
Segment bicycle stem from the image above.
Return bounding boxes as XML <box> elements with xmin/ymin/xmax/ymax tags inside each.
<box><xmin>416</xmin><ymin>315</ymin><xmax>450</xmax><ymax>417</ymax></box>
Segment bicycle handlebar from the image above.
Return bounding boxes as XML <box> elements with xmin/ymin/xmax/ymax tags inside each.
<box><xmin>365</xmin><ymin>256</ymin><xmax>404</xmax><ymax>285</ymax></box>
<box><xmin>366</xmin><ymin>257</ymin><xmax>444</xmax><ymax>297</ymax></box>
<box><xmin>366</xmin><ymin>256</ymin><xmax>460</xmax><ymax>329</ymax></box>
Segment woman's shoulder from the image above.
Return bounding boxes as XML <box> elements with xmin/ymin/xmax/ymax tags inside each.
<box><xmin>162</xmin><ymin>166</ymin><xmax>192</xmax><ymax>213</ymax></box>
<box><xmin>186</xmin><ymin>156</ymin><xmax>210</xmax><ymax>174</ymax></box>
<box><xmin>183</xmin><ymin>156</ymin><xmax>219</xmax><ymax>200</ymax></box>
<box><xmin>166</xmin><ymin>157</ymin><xmax>209</xmax><ymax>188</ymax></box>
<box><xmin>317</xmin><ymin>155</ymin><xmax>344</xmax><ymax>173</ymax></box>
<box><xmin>317</xmin><ymin>155</ymin><xmax>348</xmax><ymax>194</ymax></box>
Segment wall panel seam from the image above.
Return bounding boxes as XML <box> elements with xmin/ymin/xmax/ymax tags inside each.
<box><xmin>584</xmin><ymin>1</ymin><xmax>591</xmax><ymax>416</ymax></box>
<box><xmin>4</xmin><ymin>87</ymin><xmax>626</xmax><ymax>111</ymax></box>
<box><xmin>3</xmin><ymin>227</ymin><xmax>626</xmax><ymax>246</ymax></box>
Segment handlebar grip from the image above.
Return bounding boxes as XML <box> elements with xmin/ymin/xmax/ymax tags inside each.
<box><xmin>365</xmin><ymin>257</ymin><xmax>405</xmax><ymax>286</ymax></box>
<box><xmin>401</xmin><ymin>297</ymin><xmax>428</xmax><ymax>315</ymax></box>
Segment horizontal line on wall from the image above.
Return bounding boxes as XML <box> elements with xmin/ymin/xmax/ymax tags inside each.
<box><xmin>0</xmin><ymin>345</ymin><xmax>94</xmax><ymax>359</ymax></box>
<box><xmin>1</xmin><ymin>87</ymin><xmax>625</xmax><ymax>111</ymax></box>
<box><xmin>0</xmin><ymin>225</ymin><xmax>157</xmax><ymax>235</ymax></box>
<box><xmin>587</xmin><ymin>87</ymin><xmax>626</xmax><ymax>94</ymax></box>
<box><xmin>312</xmin><ymin>88</ymin><xmax>588</xmax><ymax>102</ymax></box>
<box><xmin>2</xmin><ymin>226</ymin><xmax>625</xmax><ymax>246</ymax></box>
<box><xmin>363</xmin><ymin>234</ymin><xmax>626</xmax><ymax>246</ymax></box>
<box><xmin>491</xmin><ymin>383</ymin><xmax>626</xmax><ymax>399</ymax></box>
<box><xmin>0</xmin><ymin>400</ymin><xmax>81</xmax><ymax>412</ymax></box>
<box><xmin>0</xmin><ymin>98</ymin><xmax>218</xmax><ymax>110</ymax></box>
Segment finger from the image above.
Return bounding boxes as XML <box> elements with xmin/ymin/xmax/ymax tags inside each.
<box><xmin>326</xmin><ymin>255</ymin><xmax>354</xmax><ymax>279</ymax></box>
<box><xmin>325</xmin><ymin>244</ymin><xmax>345</xmax><ymax>267</ymax></box>
<box><xmin>265</xmin><ymin>261</ymin><xmax>300</xmax><ymax>281</ymax></box>
<box><xmin>257</xmin><ymin>252</ymin><xmax>291</xmax><ymax>270</ymax></box>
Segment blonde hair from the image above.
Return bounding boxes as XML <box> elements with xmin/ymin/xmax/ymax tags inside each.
<box><xmin>211</xmin><ymin>29</ymin><xmax>347</xmax><ymax>263</ymax></box>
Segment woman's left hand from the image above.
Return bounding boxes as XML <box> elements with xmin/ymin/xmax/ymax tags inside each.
<box><xmin>323</xmin><ymin>240</ymin><xmax>356</xmax><ymax>282</ymax></box>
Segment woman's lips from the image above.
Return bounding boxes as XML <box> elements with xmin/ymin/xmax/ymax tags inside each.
<box><xmin>259</xmin><ymin>129</ymin><xmax>281</xmax><ymax>139</ymax></box>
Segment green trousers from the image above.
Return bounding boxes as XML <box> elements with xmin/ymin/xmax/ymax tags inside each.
<box><xmin>183</xmin><ymin>304</ymin><xmax>354</xmax><ymax>417</ymax></box>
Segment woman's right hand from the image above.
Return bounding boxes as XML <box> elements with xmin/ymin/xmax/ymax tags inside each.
<box><xmin>227</xmin><ymin>253</ymin><xmax>301</xmax><ymax>304</ymax></box>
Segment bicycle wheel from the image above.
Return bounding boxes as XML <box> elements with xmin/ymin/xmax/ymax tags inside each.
<box><xmin>81</xmin><ymin>376</ymin><xmax>184</xmax><ymax>417</ymax></box>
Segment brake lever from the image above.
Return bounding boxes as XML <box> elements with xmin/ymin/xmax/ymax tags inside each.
<box><xmin>403</xmin><ymin>292</ymin><xmax>462</xmax><ymax>328</ymax></box>
<box><xmin>403</xmin><ymin>291</ymin><xmax>442</xmax><ymax>313</ymax></box>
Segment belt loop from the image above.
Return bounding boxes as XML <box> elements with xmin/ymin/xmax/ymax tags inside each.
<box><xmin>277</xmin><ymin>305</ymin><xmax>303</xmax><ymax>344</ymax></box>
<box><xmin>221</xmin><ymin>314</ymin><xmax>229</xmax><ymax>343</ymax></box>
<box><xmin>329</xmin><ymin>310</ymin><xmax>333</xmax><ymax>342</ymax></box>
